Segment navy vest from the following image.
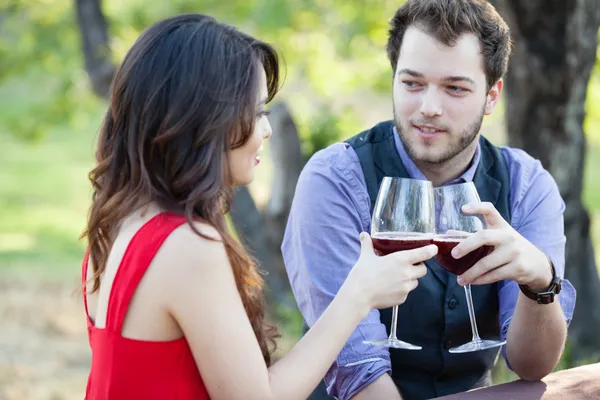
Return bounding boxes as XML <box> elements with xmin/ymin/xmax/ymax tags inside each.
<box><xmin>345</xmin><ymin>120</ymin><xmax>512</xmax><ymax>400</ymax></box>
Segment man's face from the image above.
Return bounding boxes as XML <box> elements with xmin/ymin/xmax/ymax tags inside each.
<box><xmin>392</xmin><ymin>26</ymin><xmax>501</xmax><ymax>165</ymax></box>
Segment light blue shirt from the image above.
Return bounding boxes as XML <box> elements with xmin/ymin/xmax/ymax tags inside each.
<box><xmin>282</xmin><ymin>128</ymin><xmax>576</xmax><ymax>399</ymax></box>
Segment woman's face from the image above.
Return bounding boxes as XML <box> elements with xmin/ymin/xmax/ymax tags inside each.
<box><xmin>228</xmin><ymin>67</ymin><xmax>272</xmax><ymax>186</ymax></box>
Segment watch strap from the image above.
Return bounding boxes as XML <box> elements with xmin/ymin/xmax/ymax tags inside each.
<box><xmin>518</xmin><ymin>261</ymin><xmax>562</xmax><ymax>304</ymax></box>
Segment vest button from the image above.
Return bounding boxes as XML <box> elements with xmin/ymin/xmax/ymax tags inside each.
<box><xmin>448</xmin><ymin>298</ymin><xmax>458</xmax><ymax>309</ymax></box>
<box><xmin>444</xmin><ymin>339</ymin><xmax>452</xmax><ymax>350</ymax></box>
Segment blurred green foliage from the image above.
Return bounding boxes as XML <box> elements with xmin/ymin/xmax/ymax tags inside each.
<box><xmin>4</xmin><ymin>0</ymin><xmax>600</xmax><ymax>152</ymax></box>
<box><xmin>0</xmin><ymin>0</ymin><xmax>402</xmax><ymax>150</ymax></box>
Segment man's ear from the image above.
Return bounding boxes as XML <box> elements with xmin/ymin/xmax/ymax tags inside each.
<box><xmin>485</xmin><ymin>79</ymin><xmax>503</xmax><ymax>116</ymax></box>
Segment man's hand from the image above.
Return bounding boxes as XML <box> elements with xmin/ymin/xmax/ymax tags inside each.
<box><xmin>452</xmin><ymin>202</ymin><xmax>553</xmax><ymax>291</ymax></box>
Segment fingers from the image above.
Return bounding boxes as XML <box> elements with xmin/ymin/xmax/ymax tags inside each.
<box><xmin>400</xmin><ymin>244</ymin><xmax>438</xmax><ymax>264</ymax></box>
<box><xmin>405</xmin><ymin>278</ymin><xmax>419</xmax><ymax>292</ymax></box>
<box><xmin>461</xmin><ymin>202</ymin><xmax>508</xmax><ymax>228</ymax></box>
<box><xmin>391</xmin><ymin>277</ymin><xmax>420</xmax><ymax>307</ymax></box>
<box><xmin>468</xmin><ymin>264</ymin><xmax>514</xmax><ymax>286</ymax></box>
<box><xmin>458</xmin><ymin>245</ymin><xmax>513</xmax><ymax>284</ymax></box>
<box><xmin>407</xmin><ymin>263</ymin><xmax>427</xmax><ymax>280</ymax></box>
<box><xmin>452</xmin><ymin>229</ymin><xmax>503</xmax><ymax>260</ymax></box>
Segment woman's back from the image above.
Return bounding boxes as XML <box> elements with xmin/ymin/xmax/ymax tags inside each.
<box><xmin>83</xmin><ymin>210</ymin><xmax>211</xmax><ymax>400</ymax></box>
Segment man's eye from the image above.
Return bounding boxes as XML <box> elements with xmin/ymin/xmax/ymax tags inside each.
<box><xmin>448</xmin><ymin>86</ymin><xmax>466</xmax><ymax>93</ymax></box>
<box><xmin>403</xmin><ymin>81</ymin><xmax>422</xmax><ymax>89</ymax></box>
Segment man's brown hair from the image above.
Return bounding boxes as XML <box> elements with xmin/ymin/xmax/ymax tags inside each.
<box><xmin>387</xmin><ymin>0</ymin><xmax>512</xmax><ymax>89</ymax></box>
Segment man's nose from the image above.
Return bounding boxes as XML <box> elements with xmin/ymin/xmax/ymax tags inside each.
<box><xmin>420</xmin><ymin>88</ymin><xmax>443</xmax><ymax>117</ymax></box>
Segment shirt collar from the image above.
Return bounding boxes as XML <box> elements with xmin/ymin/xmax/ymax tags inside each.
<box><xmin>392</xmin><ymin>124</ymin><xmax>480</xmax><ymax>185</ymax></box>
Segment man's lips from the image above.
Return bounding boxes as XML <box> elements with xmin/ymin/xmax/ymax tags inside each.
<box><xmin>413</xmin><ymin>124</ymin><xmax>446</xmax><ymax>138</ymax></box>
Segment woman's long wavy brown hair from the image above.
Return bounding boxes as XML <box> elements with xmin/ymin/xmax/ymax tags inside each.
<box><xmin>81</xmin><ymin>14</ymin><xmax>280</xmax><ymax>364</ymax></box>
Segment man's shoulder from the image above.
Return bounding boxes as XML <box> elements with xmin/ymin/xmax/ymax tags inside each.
<box><xmin>344</xmin><ymin>120</ymin><xmax>395</xmax><ymax>148</ymax></box>
<box><xmin>497</xmin><ymin>145</ymin><xmax>550</xmax><ymax>182</ymax></box>
<box><xmin>479</xmin><ymin>136</ymin><xmax>538</xmax><ymax>168</ymax></box>
<box><xmin>499</xmin><ymin>145</ymin><xmax>538</xmax><ymax>166</ymax></box>
<box><xmin>304</xmin><ymin>140</ymin><xmax>361</xmax><ymax>175</ymax></box>
<box><xmin>297</xmin><ymin>139</ymin><xmax>369</xmax><ymax>197</ymax></box>
<box><xmin>496</xmin><ymin>144</ymin><xmax>562</xmax><ymax>210</ymax></box>
<box><xmin>300</xmin><ymin>120</ymin><xmax>394</xmax><ymax>188</ymax></box>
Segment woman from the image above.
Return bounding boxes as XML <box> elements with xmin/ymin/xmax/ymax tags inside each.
<box><xmin>81</xmin><ymin>13</ymin><xmax>436</xmax><ymax>400</ymax></box>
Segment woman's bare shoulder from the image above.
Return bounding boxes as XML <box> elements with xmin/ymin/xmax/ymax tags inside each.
<box><xmin>152</xmin><ymin>220</ymin><xmax>232</xmax><ymax>279</ymax></box>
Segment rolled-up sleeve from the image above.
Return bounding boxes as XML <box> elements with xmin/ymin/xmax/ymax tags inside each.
<box><xmin>281</xmin><ymin>143</ymin><xmax>392</xmax><ymax>399</ymax></box>
<box><xmin>498</xmin><ymin>149</ymin><xmax>576</xmax><ymax>368</ymax></box>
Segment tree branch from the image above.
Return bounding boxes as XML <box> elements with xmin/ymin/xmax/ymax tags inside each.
<box><xmin>74</xmin><ymin>0</ymin><xmax>115</xmax><ymax>99</ymax></box>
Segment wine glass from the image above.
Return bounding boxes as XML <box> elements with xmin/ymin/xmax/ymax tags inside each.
<box><xmin>433</xmin><ymin>181</ymin><xmax>506</xmax><ymax>353</ymax></box>
<box><xmin>363</xmin><ymin>177</ymin><xmax>435</xmax><ymax>350</ymax></box>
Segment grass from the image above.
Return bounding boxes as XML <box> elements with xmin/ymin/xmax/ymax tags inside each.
<box><xmin>0</xmin><ymin>114</ymin><xmax>101</xmax><ymax>279</ymax></box>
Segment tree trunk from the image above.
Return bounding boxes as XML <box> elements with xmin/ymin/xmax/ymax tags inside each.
<box><xmin>74</xmin><ymin>0</ymin><xmax>115</xmax><ymax>98</ymax></box>
<box><xmin>495</xmin><ymin>0</ymin><xmax>600</xmax><ymax>362</ymax></box>
<box><xmin>229</xmin><ymin>101</ymin><xmax>304</xmax><ymax>316</ymax></box>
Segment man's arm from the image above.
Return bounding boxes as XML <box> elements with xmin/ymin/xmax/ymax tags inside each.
<box><xmin>501</xmin><ymin>162</ymin><xmax>575</xmax><ymax>380</ymax></box>
<box><xmin>457</xmin><ymin>156</ymin><xmax>575</xmax><ymax>380</ymax></box>
<box><xmin>500</xmin><ymin>161</ymin><xmax>576</xmax><ymax>380</ymax></box>
<box><xmin>282</xmin><ymin>144</ymin><xmax>401</xmax><ymax>400</ymax></box>
<box><xmin>504</xmin><ymin>285</ymin><xmax>568</xmax><ymax>380</ymax></box>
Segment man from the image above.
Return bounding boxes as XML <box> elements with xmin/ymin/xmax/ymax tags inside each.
<box><xmin>281</xmin><ymin>1</ymin><xmax>576</xmax><ymax>399</ymax></box>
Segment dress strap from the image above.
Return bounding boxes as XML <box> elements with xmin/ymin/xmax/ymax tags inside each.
<box><xmin>81</xmin><ymin>248</ymin><xmax>92</xmax><ymax>327</ymax></box>
<box><xmin>105</xmin><ymin>213</ymin><xmax>188</xmax><ymax>332</ymax></box>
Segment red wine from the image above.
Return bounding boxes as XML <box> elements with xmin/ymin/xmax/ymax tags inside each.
<box><xmin>371</xmin><ymin>232</ymin><xmax>433</xmax><ymax>256</ymax></box>
<box><xmin>432</xmin><ymin>236</ymin><xmax>493</xmax><ymax>276</ymax></box>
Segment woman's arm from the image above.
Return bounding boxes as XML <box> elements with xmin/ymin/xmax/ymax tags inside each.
<box><xmin>163</xmin><ymin>225</ymin><xmax>434</xmax><ymax>400</ymax></box>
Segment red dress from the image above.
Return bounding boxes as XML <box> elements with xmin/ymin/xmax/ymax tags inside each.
<box><xmin>82</xmin><ymin>212</ymin><xmax>211</xmax><ymax>399</ymax></box>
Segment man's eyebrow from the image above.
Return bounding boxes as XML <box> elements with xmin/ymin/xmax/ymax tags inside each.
<box><xmin>397</xmin><ymin>68</ymin><xmax>425</xmax><ymax>78</ymax></box>
<box><xmin>441</xmin><ymin>76</ymin><xmax>476</xmax><ymax>85</ymax></box>
<box><xmin>397</xmin><ymin>68</ymin><xmax>476</xmax><ymax>86</ymax></box>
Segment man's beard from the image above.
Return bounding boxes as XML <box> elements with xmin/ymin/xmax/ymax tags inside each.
<box><xmin>394</xmin><ymin>104</ymin><xmax>485</xmax><ymax>165</ymax></box>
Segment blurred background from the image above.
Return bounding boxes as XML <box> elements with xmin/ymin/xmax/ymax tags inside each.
<box><xmin>1</xmin><ymin>0</ymin><xmax>599</xmax><ymax>399</ymax></box>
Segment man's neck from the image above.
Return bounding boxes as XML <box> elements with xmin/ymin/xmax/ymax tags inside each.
<box><xmin>415</xmin><ymin>142</ymin><xmax>478</xmax><ymax>187</ymax></box>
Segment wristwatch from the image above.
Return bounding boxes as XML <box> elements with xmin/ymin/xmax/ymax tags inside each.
<box><xmin>518</xmin><ymin>260</ymin><xmax>562</xmax><ymax>304</ymax></box>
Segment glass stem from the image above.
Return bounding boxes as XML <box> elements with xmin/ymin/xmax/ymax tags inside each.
<box><xmin>389</xmin><ymin>305</ymin><xmax>399</xmax><ymax>340</ymax></box>
<box><xmin>463</xmin><ymin>284</ymin><xmax>482</xmax><ymax>342</ymax></box>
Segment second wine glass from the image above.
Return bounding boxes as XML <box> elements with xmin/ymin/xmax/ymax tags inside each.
<box><xmin>363</xmin><ymin>177</ymin><xmax>435</xmax><ymax>350</ymax></box>
<box><xmin>433</xmin><ymin>181</ymin><xmax>506</xmax><ymax>353</ymax></box>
